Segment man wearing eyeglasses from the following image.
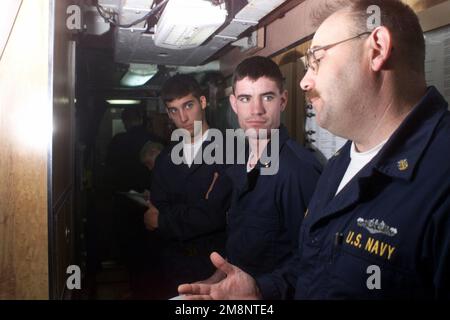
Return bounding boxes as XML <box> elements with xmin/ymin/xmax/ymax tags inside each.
<box><xmin>178</xmin><ymin>0</ymin><xmax>450</xmax><ymax>299</ymax></box>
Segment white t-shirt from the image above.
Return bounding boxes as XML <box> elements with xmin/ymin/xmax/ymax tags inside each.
<box><xmin>335</xmin><ymin>139</ymin><xmax>387</xmax><ymax>195</ymax></box>
<box><xmin>183</xmin><ymin>130</ymin><xmax>209</xmax><ymax>167</ymax></box>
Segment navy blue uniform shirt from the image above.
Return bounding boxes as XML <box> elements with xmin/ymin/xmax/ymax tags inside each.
<box><xmin>257</xmin><ymin>87</ymin><xmax>450</xmax><ymax>299</ymax></box>
<box><xmin>150</xmin><ymin>132</ymin><xmax>233</xmax><ymax>289</ymax></box>
<box><xmin>226</xmin><ymin>125</ymin><xmax>321</xmax><ymax>283</ymax></box>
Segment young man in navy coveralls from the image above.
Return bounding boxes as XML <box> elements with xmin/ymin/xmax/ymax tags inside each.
<box><xmin>143</xmin><ymin>74</ymin><xmax>232</xmax><ymax>298</ymax></box>
<box><xmin>178</xmin><ymin>0</ymin><xmax>450</xmax><ymax>299</ymax></box>
<box><xmin>191</xmin><ymin>57</ymin><xmax>321</xmax><ymax>291</ymax></box>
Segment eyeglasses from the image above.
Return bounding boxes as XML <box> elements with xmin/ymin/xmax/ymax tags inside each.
<box><xmin>305</xmin><ymin>32</ymin><xmax>371</xmax><ymax>74</ymax></box>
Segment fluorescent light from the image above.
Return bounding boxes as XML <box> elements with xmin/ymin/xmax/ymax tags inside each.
<box><xmin>106</xmin><ymin>99</ymin><xmax>141</xmax><ymax>105</ymax></box>
<box><xmin>154</xmin><ymin>0</ymin><xmax>227</xmax><ymax>49</ymax></box>
<box><xmin>120</xmin><ymin>73</ymin><xmax>155</xmax><ymax>87</ymax></box>
<box><xmin>120</xmin><ymin>63</ymin><xmax>158</xmax><ymax>87</ymax></box>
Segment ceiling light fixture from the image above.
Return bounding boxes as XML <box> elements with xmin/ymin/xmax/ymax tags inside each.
<box><xmin>106</xmin><ymin>99</ymin><xmax>141</xmax><ymax>105</ymax></box>
<box><xmin>154</xmin><ymin>0</ymin><xmax>227</xmax><ymax>50</ymax></box>
<box><xmin>120</xmin><ymin>63</ymin><xmax>158</xmax><ymax>87</ymax></box>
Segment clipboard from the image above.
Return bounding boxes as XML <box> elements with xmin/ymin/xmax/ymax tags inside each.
<box><xmin>118</xmin><ymin>190</ymin><xmax>149</xmax><ymax>207</ymax></box>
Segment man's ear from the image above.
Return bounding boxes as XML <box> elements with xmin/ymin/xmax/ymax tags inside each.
<box><xmin>280</xmin><ymin>90</ymin><xmax>288</xmax><ymax>112</ymax></box>
<box><xmin>368</xmin><ymin>26</ymin><xmax>393</xmax><ymax>72</ymax></box>
<box><xmin>199</xmin><ymin>96</ymin><xmax>207</xmax><ymax>110</ymax></box>
<box><xmin>229</xmin><ymin>94</ymin><xmax>238</xmax><ymax>114</ymax></box>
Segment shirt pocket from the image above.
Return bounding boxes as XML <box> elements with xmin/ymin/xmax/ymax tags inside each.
<box><xmin>185</xmin><ymin>173</ymin><xmax>213</xmax><ymax>202</ymax></box>
<box><xmin>325</xmin><ymin>246</ymin><xmax>417</xmax><ymax>299</ymax></box>
<box><xmin>231</xmin><ymin>210</ymin><xmax>279</xmax><ymax>274</ymax></box>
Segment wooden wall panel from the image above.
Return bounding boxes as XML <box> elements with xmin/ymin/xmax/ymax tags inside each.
<box><xmin>0</xmin><ymin>0</ymin><xmax>52</xmax><ymax>299</ymax></box>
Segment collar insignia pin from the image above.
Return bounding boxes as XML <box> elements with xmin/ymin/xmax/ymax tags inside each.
<box><xmin>397</xmin><ymin>159</ymin><xmax>409</xmax><ymax>171</ymax></box>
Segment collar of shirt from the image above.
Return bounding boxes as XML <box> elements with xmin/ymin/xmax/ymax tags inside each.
<box><xmin>335</xmin><ymin>139</ymin><xmax>388</xmax><ymax>195</ymax></box>
<box><xmin>350</xmin><ymin>139</ymin><xmax>387</xmax><ymax>160</ymax></box>
<box><xmin>228</xmin><ymin>124</ymin><xmax>291</xmax><ymax>186</ymax></box>
<box><xmin>183</xmin><ymin>129</ymin><xmax>209</xmax><ymax>166</ymax></box>
<box><xmin>246</xmin><ymin>151</ymin><xmax>257</xmax><ymax>172</ymax></box>
<box><xmin>329</xmin><ymin>86</ymin><xmax>448</xmax><ymax>182</ymax></box>
<box><xmin>373</xmin><ymin>86</ymin><xmax>448</xmax><ymax>181</ymax></box>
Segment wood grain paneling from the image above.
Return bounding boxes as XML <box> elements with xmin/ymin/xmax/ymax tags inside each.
<box><xmin>0</xmin><ymin>0</ymin><xmax>52</xmax><ymax>299</ymax></box>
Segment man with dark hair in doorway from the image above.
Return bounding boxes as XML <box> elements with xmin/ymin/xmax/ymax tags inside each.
<box><xmin>106</xmin><ymin>108</ymin><xmax>162</xmax><ymax>192</ymax></box>
<box><xmin>178</xmin><ymin>0</ymin><xmax>450</xmax><ymax>299</ymax></box>
<box><xmin>143</xmin><ymin>74</ymin><xmax>232</xmax><ymax>299</ymax></box>
<box><xmin>105</xmin><ymin>107</ymin><xmax>164</xmax><ymax>298</ymax></box>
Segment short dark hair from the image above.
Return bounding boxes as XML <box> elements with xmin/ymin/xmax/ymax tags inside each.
<box><xmin>160</xmin><ymin>74</ymin><xmax>204</xmax><ymax>103</ymax></box>
<box><xmin>351</xmin><ymin>0</ymin><xmax>424</xmax><ymax>74</ymax></box>
<box><xmin>121</xmin><ymin>108</ymin><xmax>141</xmax><ymax>122</ymax></box>
<box><xmin>232</xmin><ymin>56</ymin><xmax>284</xmax><ymax>93</ymax></box>
<box><xmin>312</xmin><ymin>0</ymin><xmax>425</xmax><ymax>74</ymax></box>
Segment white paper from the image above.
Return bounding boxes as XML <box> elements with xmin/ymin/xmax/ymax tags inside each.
<box><xmin>118</xmin><ymin>190</ymin><xmax>149</xmax><ymax>207</ymax></box>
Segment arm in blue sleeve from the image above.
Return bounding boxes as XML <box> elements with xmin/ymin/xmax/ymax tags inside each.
<box><xmin>151</xmin><ymin>162</ymin><xmax>232</xmax><ymax>241</ymax></box>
